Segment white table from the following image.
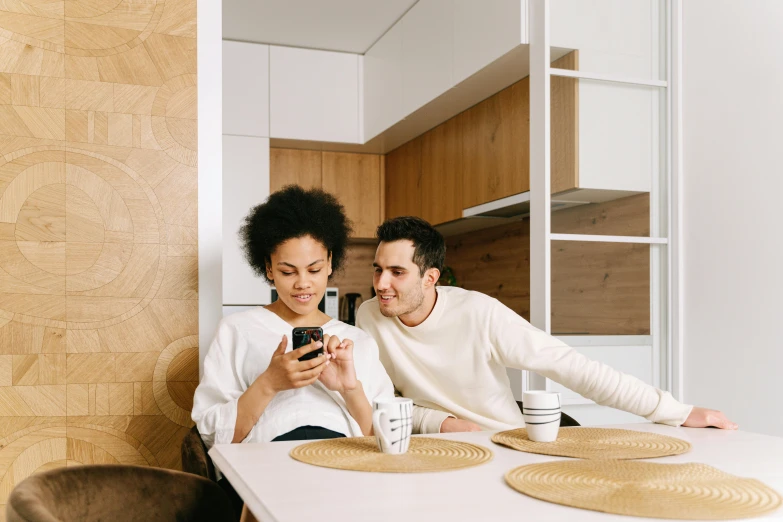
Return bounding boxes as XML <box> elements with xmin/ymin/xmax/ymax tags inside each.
<box><xmin>210</xmin><ymin>423</ymin><xmax>783</xmax><ymax>521</ymax></box>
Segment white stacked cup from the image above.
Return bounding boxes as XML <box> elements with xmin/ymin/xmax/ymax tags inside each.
<box><xmin>522</xmin><ymin>391</ymin><xmax>561</xmax><ymax>442</ymax></box>
<box><xmin>372</xmin><ymin>398</ymin><xmax>413</xmax><ymax>454</ymax></box>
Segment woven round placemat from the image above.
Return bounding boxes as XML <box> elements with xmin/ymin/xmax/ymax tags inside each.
<box><xmin>289</xmin><ymin>436</ymin><xmax>492</xmax><ymax>473</ymax></box>
<box><xmin>491</xmin><ymin>427</ymin><xmax>691</xmax><ymax>459</ymax></box>
<box><xmin>505</xmin><ymin>460</ymin><xmax>782</xmax><ymax>520</ymax></box>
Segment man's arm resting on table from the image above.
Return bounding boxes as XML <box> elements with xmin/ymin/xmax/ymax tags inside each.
<box><xmin>394</xmin><ymin>390</ymin><xmax>473</xmax><ymax>433</ymax></box>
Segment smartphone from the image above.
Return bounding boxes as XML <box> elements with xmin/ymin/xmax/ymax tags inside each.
<box><xmin>292</xmin><ymin>327</ymin><xmax>324</xmax><ymax>362</ymax></box>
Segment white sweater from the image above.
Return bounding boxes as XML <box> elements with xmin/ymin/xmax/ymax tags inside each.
<box><xmin>356</xmin><ymin>286</ymin><xmax>693</xmax><ymax>434</ymax></box>
<box><xmin>192</xmin><ymin>307</ymin><xmax>395</xmax><ymax>448</ymax></box>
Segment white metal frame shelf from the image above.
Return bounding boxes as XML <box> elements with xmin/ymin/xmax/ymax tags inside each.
<box><xmin>550</xmin><ymin>68</ymin><xmax>668</xmax><ymax>88</ymax></box>
<box><xmin>526</xmin><ymin>0</ymin><xmax>674</xmax><ymax>398</ymax></box>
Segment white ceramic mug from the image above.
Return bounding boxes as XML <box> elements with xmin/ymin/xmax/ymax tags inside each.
<box><xmin>522</xmin><ymin>391</ymin><xmax>561</xmax><ymax>442</ymax></box>
<box><xmin>372</xmin><ymin>398</ymin><xmax>413</xmax><ymax>455</ymax></box>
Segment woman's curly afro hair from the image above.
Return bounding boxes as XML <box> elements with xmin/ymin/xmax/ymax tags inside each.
<box><xmin>240</xmin><ymin>185</ymin><xmax>353</xmax><ymax>283</ymax></box>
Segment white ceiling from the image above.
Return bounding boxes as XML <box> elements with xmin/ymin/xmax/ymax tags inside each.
<box><xmin>223</xmin><ymin>0</ymin><xmax>418</xmax><ymax>54</ymax></box>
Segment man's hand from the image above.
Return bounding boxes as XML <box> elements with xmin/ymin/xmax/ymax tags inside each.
<box><xmin>682</xmin><ymin>406</ymin><xmax>738</xmax><ymax>430</ymax></box>
<box><xmin>440</xmin><ymin>417</ymin><xmax>482</xmax><ymax>433</ymax></box>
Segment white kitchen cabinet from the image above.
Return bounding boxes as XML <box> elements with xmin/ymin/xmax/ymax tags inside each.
<box><xmin>401</xmin><ymin>0</ymin><xmax>453</xmax><ymax>117</ymax></box>
<box><xmin>453</xmin><ymin>0</ymin><xmax>525</xmax><ymax>85</ymax></box>
<box><xmin>222</xmin><ymin>135</ymin><xmax>272</xmax><ymax>306</ymax></box>
<box><xmin>363</xmin><ymin>21</ymin><xmax>404</xmax><ymax>142</ymax></box>
<box><xmin>223</xmin><ymin>40</ymin><xmax>269</xmax><ymax>137</ymax></box>
<box><xmin>550</xmin><ymin>0</ymin><xmax>659</xmax><ymax>195</ymax></box>
<box><xmin>269</xmin><ymin>46</ymin><xmax>360</xmax><ymax>143</ymax></box>
<box><xmin>550</xmin><ymin>0</ymin><xmax>658</xmax><ymax>79</ymax></box>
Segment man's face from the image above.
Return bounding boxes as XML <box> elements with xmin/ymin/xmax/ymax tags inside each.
<box><xmin>373</xmin><ymin>240</ymin><xmax>426</xmax><ymax>318</ymax></box>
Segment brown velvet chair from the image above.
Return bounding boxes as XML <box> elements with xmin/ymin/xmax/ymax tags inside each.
<box><xmin>6</xmin><ymin>464</ymin><xmax>234</xmax><ymax>522</ymax></box>
<box><xmin>181</xmin><ymin>426</ymin><xmax>242</xmax><ymax>522</ymax></box>
<box><xmin>181</xmin><ymin>425</ymin><xmax>216</xmax><ymax>482</ymax></box>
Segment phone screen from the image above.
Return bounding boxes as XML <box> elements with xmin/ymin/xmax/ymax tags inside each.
<box><xmin>292</xmin><ymin>327</ymin><xmax>324</xmax><ymax>362</ymax></box>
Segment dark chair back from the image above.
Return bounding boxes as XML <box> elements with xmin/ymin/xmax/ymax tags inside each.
<box><xmin>181</xmin><ymin>425</ymin><xmax>217</xmax><ymax>482</ymax></box>
<box><xmin>6</xmin><ymin>465</ymin><xmax>234</xmax><ymax>522</ymax></box>
<box><xmin>517</xmin><ymin>401</ymin><xmax>580</xmax><ymax>427</ymax></box>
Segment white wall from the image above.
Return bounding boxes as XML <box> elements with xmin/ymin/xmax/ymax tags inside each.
<box><xmin>198</xmin><ymin>0</ymin><xmax>222</xmax><ymax>375</ymax></box>
<box><xmin>682</xmin><ymin>0</ymin><xmax>783</xmax><ymax>437</ymax></box>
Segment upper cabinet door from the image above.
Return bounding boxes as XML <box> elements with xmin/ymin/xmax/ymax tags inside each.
<box><xmin>223</xmin><ymin>41</ymin><xmax>269</xmax><ymax>137</ymax></box>
<box><xmin>401</xmin><ymin>0</ymin><xmax>453</xmax><ymax>117</ymax></box>
<box><xmin>223</xmin><ymin>135</ymin><xmax>272</xmax><ymax>305</ymax></box>
<box><xmin>269</xmin><ymin>148</ymin><xmax>322</xmax><ymax>194</ymax></box>
<box><xmin>322</xmin><ymin>152</ymin><xmax>382</xmax><ymax>239</ymax></box>
<box><xmin>385</xmin><ymin>137</ymin><xmax>422</xmax><ymax>220</ymax></box>
<box><xmin>460</xmin><ymin>79</ymin><xmax>529</xmax><ymax>209</ymax></box>
<box><xmin>363</xmin><ymin>21</ymin><xmax>404</xmax><ymax>142</ymax></box>
<box><xmin>269</xmin><ymin>46</ymin><xmax>360</xmax><ymax>143</ymax></box>
<box><xmin>420</xmin><ymin>116</ymin><xmax>462</xmax><ymax>226</ymax></box>
<box><xmin>453</xmin><ymin>0</ymin><xmax>525</xmax><ymax>85</ymax></box>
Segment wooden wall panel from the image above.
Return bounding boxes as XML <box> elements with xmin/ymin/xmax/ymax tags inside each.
<box><xmin>329</xmin><ymin>243</ymin><xmax>377</xmax><ymax>318</ymax></box>
<box><xmin>0</xmin><ymin>0</ymin><xmax>198</xmax><ymax>512</ymax></box>
<box><xmin>445</xmin><ymin>194</ymin><xmax>650</xmax><ymax>335</ymax></box>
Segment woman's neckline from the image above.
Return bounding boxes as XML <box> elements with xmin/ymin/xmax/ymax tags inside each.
<box><xmin>260</xmin><ymin>304</ymin><xmax>337</xmax><ymax>330</ymax></box>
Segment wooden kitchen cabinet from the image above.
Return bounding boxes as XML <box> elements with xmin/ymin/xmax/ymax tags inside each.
<box><xmin>269</xmin><ymin>148</ymin><xmax>322</xmax><ymax>193</ymax></box>
<box><xmin>460</xmin><ymin>77</ymin><xmax>529</xmax><ymax>209</ymax></box>
<box><xmin>322</xmin><ymin>152</ymin><xmax>382</xmax><ymax>239</ymax></box>
<box><xmin>420</xmin><ymin>116</ymin><xmax>463</xmax><ymax>225</ymax></box>
<box><xmin>459</xmin><ymin>51</ymin><xmax>577</xmax><ymax>209</ymax></box>
<box><xmin>383</xmin><ymin>52</ymin><xmax>578</xmax><ymax>219</ymax></box>
<box><xmin>270</xmin><ymin>148</ymin><xmax>382</xmax><ymax>239</ymax></box>
<box><xmin>384</xmin><ymin>137</ymin><xmax>422</xmax><ymax>219</ymax></box>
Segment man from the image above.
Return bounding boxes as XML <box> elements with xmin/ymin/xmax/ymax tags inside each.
<box><xmin>356</xmin><ymin>217</ymin><xmax>737</xmax><ymax>434</ymax></box>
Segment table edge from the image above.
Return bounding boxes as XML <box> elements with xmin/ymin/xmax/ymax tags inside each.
<box><xmin>210</xmin><ymin>445</ymin><xmax>279</xmax><ymax>522</ymax></box>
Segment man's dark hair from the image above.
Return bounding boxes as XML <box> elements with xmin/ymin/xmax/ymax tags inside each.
<box><xmin>240</xmin><ymin>185</ymin><xmax>352</xmax><ymax>283</ymax></box>
<box><xmin>376</xmin><ymin>216</ymin><xmax>445</xmax><ymax>275</ymax></box>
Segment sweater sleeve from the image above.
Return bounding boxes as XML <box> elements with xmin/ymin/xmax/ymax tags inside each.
<box><xmin>411</xmin><ymin>402</ymin><xmax>454</xmax><ymax>434</ymax></box>
<box><xmin>358</xmin><ymin>336</ymin><xmax>396</xmax><ymax>404</ymax></box>
<box><xmin>191</xmin><ymin>320</ymin><xmax>246</xmax><ymax>447</ymax></box>
<box><xmin>356</xmin><ymin>307</ymin><xmax>453</xmax><ymax>434</ymax></box>
<box><xmin>354</xmin><ymin>335</ymin><xmax>455</xmax><ymax>434</ymax></box>
<box><xmin>487</xmin><ymin>300</ymin><xmax>693</xmax><ymax>426</ymax></box>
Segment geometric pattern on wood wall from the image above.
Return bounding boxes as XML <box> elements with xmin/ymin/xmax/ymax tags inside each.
<box><xmin>0</xmin><ymin>0</ymin><xmax>197</xmax><ymax>515</ymax></box>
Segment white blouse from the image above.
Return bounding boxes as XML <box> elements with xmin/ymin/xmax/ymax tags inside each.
<box><xmin>192</xmin><ymin>307</ymin><xmax>395</xmax><ymax>448</ymax></box>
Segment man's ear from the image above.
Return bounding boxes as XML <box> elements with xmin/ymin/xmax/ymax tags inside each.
<box><xmin>423</xmin><ymin>267</ymin><xmax>440</xmax><ymax>288</ymax></box>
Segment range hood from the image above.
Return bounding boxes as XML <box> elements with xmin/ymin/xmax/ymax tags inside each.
<box><xmin>434</xmin><ymin>191</ymin><xmax>588</xmax><ymax>237</ymax></box>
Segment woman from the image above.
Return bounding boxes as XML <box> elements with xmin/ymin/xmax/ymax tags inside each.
<box><xmin>192</xmin><ymin>186</ymin><xmax>394</xmax><ymax>517</ymax></box>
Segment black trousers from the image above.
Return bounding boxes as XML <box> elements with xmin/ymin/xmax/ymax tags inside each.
<box><xmin>218</xmin><ymin>426</ymin><xmax>345</xmax><ymax>521</ymax></box>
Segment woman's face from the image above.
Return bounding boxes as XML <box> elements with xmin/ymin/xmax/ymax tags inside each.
<box><xmin>266</xmin><ymin>235</ymin><xmax>332</xmax><ymax>317</ymax></box>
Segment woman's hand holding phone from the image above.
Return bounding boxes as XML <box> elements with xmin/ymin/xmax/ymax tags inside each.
<box><xmin>317</xmin><ymin>334</ymin><xmax>357</xmax><ymax>394</ymax></box>
<box><xmin>256</xmin><ymin>335</ymin><xmax>330</xmax><ymax>394</ymax></box>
